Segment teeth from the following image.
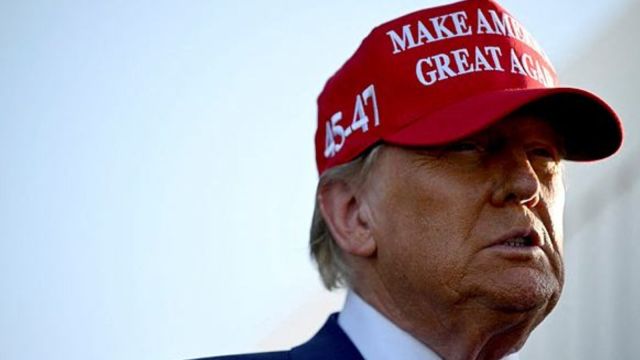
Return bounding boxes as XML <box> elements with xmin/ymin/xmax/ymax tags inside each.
<box><xmin>504</xmin><ymin>237</ymin><xmax>529</xmax><ymax>247</ymax></box>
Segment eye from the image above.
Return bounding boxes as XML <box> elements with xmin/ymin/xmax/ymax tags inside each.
<box><xmin>529</xmin><ymin>146</ymin><xmax>558</xmax><ymax>160</ymax></box>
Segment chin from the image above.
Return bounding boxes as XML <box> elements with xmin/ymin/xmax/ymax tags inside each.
<box><xmin>481</xmin><ymin>268</ymin><xmax>563</xmax><ymax>314</ymax></box>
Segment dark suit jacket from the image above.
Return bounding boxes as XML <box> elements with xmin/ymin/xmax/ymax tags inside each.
<box><xmin>195</xmin><ymin>313</ymin><xmax>364</xmax><ymax>360</ymax></box>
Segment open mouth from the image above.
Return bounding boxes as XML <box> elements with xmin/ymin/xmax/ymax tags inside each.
<box><xmin>502</xmin><ymin>236</ymin><xmax>534</xmax><ymax>247</ymax></box>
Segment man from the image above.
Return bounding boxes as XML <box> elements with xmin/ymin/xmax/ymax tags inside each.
<box><xmin>204</xmin><ymin>0</ymin><xmax>622</xmax><ymax>359</ymax></box>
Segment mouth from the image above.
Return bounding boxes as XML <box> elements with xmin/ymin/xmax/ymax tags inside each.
<box><xmin>491</xmin><ymin>228</ymin><xmax>542</xmax><ymax>248</ymax></box>
<box><xmin>485</xmin><ymin>229</ymin><xmax>544</xmax><ymax>259</ymax></box>
<box><xmin>502</xmin><ymin>235</ymin><xmax>534</xmax><ymax>248</ymax></box>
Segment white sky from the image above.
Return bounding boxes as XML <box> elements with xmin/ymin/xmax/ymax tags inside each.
<box><xmin>0</xmin><ymin>1</ymin><xmax>632</xmax><ymax>359</ymax></box>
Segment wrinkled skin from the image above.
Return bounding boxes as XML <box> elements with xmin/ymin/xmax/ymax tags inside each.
<box><xmin>349</xmin><ymin>115</ymin><xmax>566</xmax><ymax>360</ymax></box>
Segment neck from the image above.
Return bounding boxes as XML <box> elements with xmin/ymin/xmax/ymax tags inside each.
<box><xmin>350</xmin><ymin>268</ymin><xmax>551</xmax><ymax>360</ymax></box>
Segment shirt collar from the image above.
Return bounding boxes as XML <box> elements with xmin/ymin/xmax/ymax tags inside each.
<box><xmin>337</xmin><ymin>291</ymin><xmax>520</xmax><ymax>360</ymax></box>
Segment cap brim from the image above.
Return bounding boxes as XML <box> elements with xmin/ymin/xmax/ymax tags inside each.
<box><xmin>384</xmin><ymin>87</ymin><xmax>623</xmax><ymax>161</ymax></box>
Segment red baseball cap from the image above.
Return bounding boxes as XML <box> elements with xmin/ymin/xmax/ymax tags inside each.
<box><xmin>315</xmin><ymin>0</ymin><xmax>623</xmax><ymax>174</ymax></box>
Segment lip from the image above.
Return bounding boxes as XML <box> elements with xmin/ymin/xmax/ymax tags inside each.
<box><xmin>482</xmin><ymin>228</ymin><xmax>546</xmax><ymax>261</ymax></box>
<box><xmin>487</xmin><ymin>227</ymin><xmax>543</xmax><ymax>249</ymax></box>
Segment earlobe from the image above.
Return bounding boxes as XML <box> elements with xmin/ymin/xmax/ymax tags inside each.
<box><xmin>318</xmin><ymin>181</ymin><xmax>377</xmax><ymax>258</ymax></box>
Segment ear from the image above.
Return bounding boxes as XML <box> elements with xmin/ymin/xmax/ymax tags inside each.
<box><xmin>318</xmin><ymin>180</ymin><xmax>376</xmax><ymax>257</ymax></box>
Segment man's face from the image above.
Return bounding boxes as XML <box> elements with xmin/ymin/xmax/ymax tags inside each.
<box><xmin>363</xmin><ymin>114</ymin><xmax>565</xmax><ymax>317</ymax></box>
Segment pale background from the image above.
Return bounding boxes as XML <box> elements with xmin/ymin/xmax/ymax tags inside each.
<box><xmin>1</xmin><ymin>1</ymin><xmax>637</xmax><ymax>359</ymax></box>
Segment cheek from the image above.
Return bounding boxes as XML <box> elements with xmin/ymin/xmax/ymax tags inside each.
<box><xmin>383</xmin><ymin>176</ymin><xmax>474</xmax><ymax>236</ymax></box>
<box><xmin>374</xmin><ymin>174</ymin><xmax>486</xmax><ymax>271</ymax></box>
<box><xmin>542</xmin><ymin>170</ymin><xmax>565</xmax><ymax>229</ymax></box>
<box><xmin>543</xmin><ymin>175</ymin><xmax>565</xmax><ymax>251</ymax></box>
<box><xmin>414</xmin><ymin>175</ymin><xmax>490</xmax><ymax>246</ymax></box>
<box><xmin>373</xmin><ymin>179</ymin><xmax>435</xmax><ymax>252</ymax></box>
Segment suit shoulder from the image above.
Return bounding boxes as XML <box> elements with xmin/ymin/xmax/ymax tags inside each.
<box><xmin>190</xmin><ymin>351</ymin><xmax>290</xmax><ymax>360</ymax></box>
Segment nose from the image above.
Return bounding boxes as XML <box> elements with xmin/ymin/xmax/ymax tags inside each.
<box><xmin>490</xmin><ymin>150</ymin><xmax>541</xmax><ymax>208</ymax></box>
